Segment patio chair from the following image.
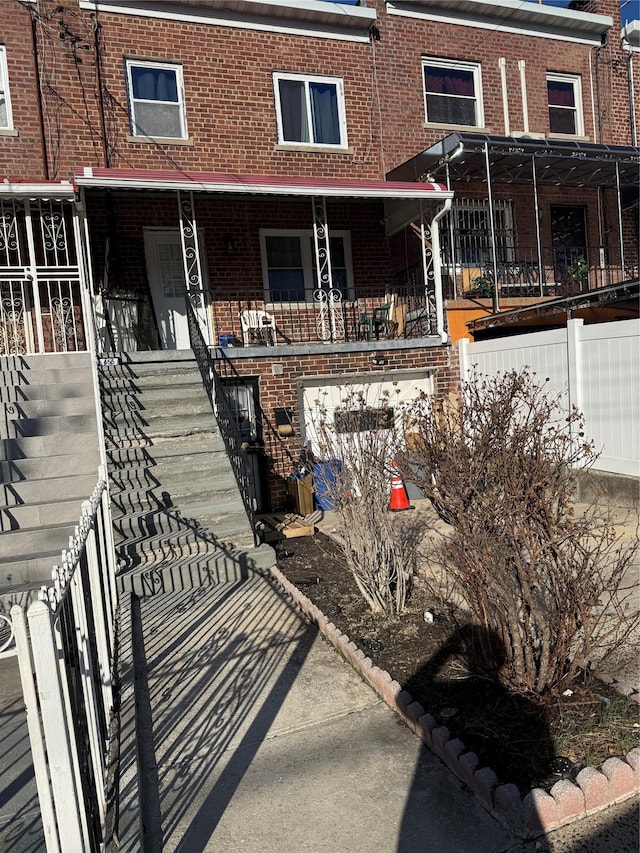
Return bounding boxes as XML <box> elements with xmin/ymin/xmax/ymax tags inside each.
<box><xmin>239</xmin><ymin>309</ymin><xmax>277</xmax><ymax>347</ymax></box>
<box><xmin>359</xmin><ymin>302</ymin><xmax>391</xmax><ymax>341</ymax></box>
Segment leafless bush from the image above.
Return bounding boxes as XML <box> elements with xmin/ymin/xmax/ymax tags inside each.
<box><xmin>308</xmin><ymin>386</ymin><xmax>412</xmax><ymax>615</ymax></box>
<box><xmin>398</xmin><ymin>369</ymin><xmax>639</xmax><ymax>696</ymax></box>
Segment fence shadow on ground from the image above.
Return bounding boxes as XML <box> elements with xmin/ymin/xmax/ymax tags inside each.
<box><xmin>118</xmin><ymin>574</ymin><xmax>316</xmax><ymax>851</ymax></box>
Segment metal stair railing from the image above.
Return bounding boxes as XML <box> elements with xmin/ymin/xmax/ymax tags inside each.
<box><xmin>185</xmin><ymin>298</ymin><xmax>259</xmax><ymax>545</ymax></box>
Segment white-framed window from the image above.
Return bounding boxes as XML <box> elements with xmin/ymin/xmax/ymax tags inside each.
<box><xmin>0</xmin><ymin>46</ymin><xmax>14</xmax><ymax>130</ymax></box>
<box><xmin>260</xmin><ymin>229</ymin><xmax>354</xmax><ymax>302</ymax></box>
<box><xmin>422</xmin><ymin>57</ymin><xmax>483</xmax><ymax>128</ymax></box>
<box><xmin>125</xmin><ymin>59</ymin><xmax>187</xmax><ymax>139</ymax></box>
<box><xmin>547</xmin><ymin>72</ymin><xmax>584</xmax><ymax>136</ymax></box>
<box><xmin>273</xmin><ymin>73</ymin><xmax>348</xmax><ymax>148</ymax></box>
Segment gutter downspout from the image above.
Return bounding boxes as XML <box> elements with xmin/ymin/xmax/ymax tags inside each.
<box><xmin>429</xmin><ymin>197</ymin><xmax>453</xmax><ymax>345</ymax></box>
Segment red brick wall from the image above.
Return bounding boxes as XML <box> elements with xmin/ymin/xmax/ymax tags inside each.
<box><xmin>2</xmin><ymin>0</ymin><xmax>635</xmax><ymax>183</ymax></box>
<box><xmin>215</xmin><ymin>344</ymin><xmax>460</xmax><ymax>510</ymax></box>
<box><xmin>0</xmin><ymin>2</ymin><xmax>47</xmax><ymax>181</ymax></box>
<box><xmin>1</xmin><ymin>0</ymin><xmax>383</xmax><ymax>182</ymax></box>
<box><xmin>368</xmin><ymin>0</ymin><xmax>635</xmax><ymax>170</ymax></box>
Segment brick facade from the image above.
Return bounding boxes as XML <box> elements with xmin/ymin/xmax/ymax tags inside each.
<box><xmin>215</xmin><ymin>343</ymin><xmax>460</xmax><ymax>511</ymax></box>
<box><xmin>1</xmin><ymin>0</ymin><xmax>637</xmax><ymax>510</ymax></box>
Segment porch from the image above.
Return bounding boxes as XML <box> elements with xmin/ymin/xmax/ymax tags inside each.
<box><xmin>75</xmin><ymin>168</ymin><xmax>454</xmax><ymax>355</ymax></box>
<box><xmin>389</xmin><ymin>133</ymin><xmax>640</xmax><ymax>309</ymax></box>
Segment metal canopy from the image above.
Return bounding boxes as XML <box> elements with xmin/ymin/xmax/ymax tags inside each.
<box><xmin>468</xmin><ymin>279</ymin><xmax>640</xmax><ymax>335</ymax></box>
<box><xmin>387</xmin><ymin>133</ymin><xmax>640</xmax><ymax>188</ymax></box>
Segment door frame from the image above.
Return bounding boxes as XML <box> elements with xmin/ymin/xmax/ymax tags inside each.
<box><xmin>143</xmin><ymin>227</ymin><xmax>212</xmax><ymax>350</ymax></box>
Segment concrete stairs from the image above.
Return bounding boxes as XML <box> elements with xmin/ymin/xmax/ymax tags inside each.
<box><xmin>0</xmin><ymin>353</ymin><xmax>101</xmax><ymax>609</ymax></box>
<box><xmin>100</xmin><ymin>351</ymin><xmax>274</xmax><ymax>595</ymax></box>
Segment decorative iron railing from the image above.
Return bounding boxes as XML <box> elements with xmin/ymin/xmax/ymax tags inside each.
<box><xmin>185</xmin><ymin>298</ymin><xmax>259</xmax><ymax>544</ymax></box>
<box><xmin>443</xmin><ymin>245</ymin><xmax>635</xmax><ymax>299</ymax></box>
<box><xmin>6</xmin><ymin>468</ymin><xmax>118</xmax><ymax>852</ymax></box>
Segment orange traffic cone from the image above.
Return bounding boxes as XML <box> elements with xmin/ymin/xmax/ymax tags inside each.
<box><xmin>388</xmin><ymin>461</ymin><xmax>413</xmax><ymax>511</ymax></box>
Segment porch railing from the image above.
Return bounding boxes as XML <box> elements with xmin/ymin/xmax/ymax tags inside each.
<box><xmin>185</xmin><ymin>297</ymin><xmax>259</xmax><ymax>543</ymax></box>
<box><xmin>5</xmin><ymin>467</ymin><xmax>118</xmax><ymax>852</ymax></box>
<box><xmin>444</xmin><ymin>245</ymin><xmax>636</xmax><ymax>299</ymax></box>
<box><xmin>209</xmin><ymin>283</ymin><xmax>439</xmax><ymax>348</ymax></box>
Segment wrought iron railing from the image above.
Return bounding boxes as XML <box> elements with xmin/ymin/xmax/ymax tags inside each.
<box><xmin>443</xmin><ymin>245</ymin><xmax>635</xmax><ymax>299</ymax></box>
<box><xmin>7</xmin><ymin>468</ymin><xmax>118</xmax><ymax>852</ymax></box>
<box><xmin>185</xmin><ymin>298</ymin><xmax>260</xmax><ymax>543</ymax></box>
<box><xmin>209</xmin><ymin>284</ymin><xmax>440</xmax><ymax>348</ymax></box>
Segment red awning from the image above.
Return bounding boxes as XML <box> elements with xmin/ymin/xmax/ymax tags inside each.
<box><xmin>75</xmin><ymin>167</ymin><xmax>450</xmax><ymax>200</ymax></box>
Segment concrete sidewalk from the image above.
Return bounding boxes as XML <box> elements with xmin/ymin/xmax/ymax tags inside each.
<box><xmin>117</xmin><ymin>575</ymin><xmax>525</xmax><ymax>852</ymax></box>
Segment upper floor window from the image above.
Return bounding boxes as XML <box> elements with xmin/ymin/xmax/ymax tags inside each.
<box><xmin>0</xmin><ymin>46</ymin><xmax>14</xmax><ymax>130</ymax></box>
<box><xmin>126</xmin><ymin>60</ymin><xmax>187</xmax><ymax>139</ymax></box>
<box><xmin>260</xmin><ymin>230</ymin><xmax>353</xmax><ymax>302</ymax></box>
<box><xmin>273</xmin><ymin>73</ymin><xmax>347</xmax><ymax>148</ymax></box>
<box><xmin>423</xmin><ymin>58</ymin><xmax>483</xmax><ymax>128</ymax></box>
<box><xmin>547</xmin><ymin>73</ymin><xmax>583</xmax><ymax>136</ymax></box>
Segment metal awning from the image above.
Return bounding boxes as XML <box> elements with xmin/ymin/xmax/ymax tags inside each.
<box><xmin>75</xmin><ymin>167</ymin><xmax>452</xmax><ymax>201</ymax></box>
<box><xmin>468</xmin><ymin>279</ymin><xmax>640</xmax><ymax>335</ymax></box>
<box><xmin>387</xmin><ymin>133</ymin><xmax>640</xmax><ymax>188</ymax></box>
<box><xmin>0</xmin><ymin>181</ymin><xmax>77</xmax><ymax>200</ymax></box>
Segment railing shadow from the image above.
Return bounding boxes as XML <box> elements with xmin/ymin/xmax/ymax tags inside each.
<box><xmin>0</xmin><ymin>668</ymin><xmax>45</xmax><ymax>852</ymax></box>
<box><xmin>122</xmin><ymin>573</ymin><xmax>316</xmax><ymax>850</ymax></box>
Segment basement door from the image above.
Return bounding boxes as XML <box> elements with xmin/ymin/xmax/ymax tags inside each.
<box><xmin>220</xmin><ymin>377</ymin><xmax>268</xmax><ymax>513</ymax></box>
<box><xmin>144</xmin><ymin>230</ymin><xmax>209</xmax><ymax>350</ymax></box>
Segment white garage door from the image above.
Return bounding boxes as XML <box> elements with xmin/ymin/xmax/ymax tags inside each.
<box><xmin>300</xmin><ymin>369</ymin><xmax>434</xmax><ymax>457</ymax></box>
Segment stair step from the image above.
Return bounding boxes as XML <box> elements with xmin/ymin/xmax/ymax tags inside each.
<box><xmin>0</xmin><ymin>496</ymin><xmax>86</xmax><ymax>531</ymax></box>
<box><xmin>103</xmin><ymin>412</ymin><xmax>215</xmax><ymax>439</ymax></box>
<box><xmin>102</xmin><ymin>400</ymin><xmax>213</xmax><ymax>428</ymax></box>
<box><xmin>0</xmin><ymin>396</ymin><xmax>97</xmax><ymax>419</ymax></box>
<box><xmin>108</xmin><ymin>451</ymin><xmax>223</xmax><ymax>487</ymax></box>
<box><xmin>0</xmin><ymin>382</ymin><xmax>95</xmax><ymax>405</ymax></box>
<box><xmin>116</xmin><ymin>542</ymin><xmax>276</xmax><ymax>596</ymax></box>
<box><xmin>100</xmin><ymin>384</ymin><xmax>205</xmax><ymax>406</ymax></box>
<box><xmin>106</xmin><ymin>433</ymin><xmax>222</xmax><ymax>467</ymax></box>
<box><xmin>0</xmin><ymin>433</ymin><xmax>100</xmax><ymax>462</ymax></box>
<box><xmin>110</xmin><ymin>472</ymin><xmax>237</xmax><ymax>512</ymax></box>
<box><xmin>112</xmin><ymin>504</ymin><xmax>252</xmax><ymax>548</ymax></box>
<box><xmin>0</xmin><ymin>413</ymin><xmax>97</xmax><ymax>441</ymax></box>
<box><xmin>1</xmin><ymin>352</ymin><xmax>94</xmax><ymax>373</ymax></box>
<box><xmin>1</xmin><ymin>472</ymin><xmax>97</xmax><ymax>506</ymax></box>
<box><xmin>0</xmin><ymin>522</ymin><xmax>76</xmax><ymax>566</ymax></box>
<box><xmin>0</xmin><ymin>452</ymin><xmax>99</xmax><ymax>483</ymax></box>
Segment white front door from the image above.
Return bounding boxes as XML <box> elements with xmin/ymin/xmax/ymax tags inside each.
<box><xmin>144</xmin><ymin>230</ymin><xmax>209</xmax><ymax>350</ymax></box>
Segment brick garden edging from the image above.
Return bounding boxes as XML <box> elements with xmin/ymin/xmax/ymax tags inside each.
<box><xmin>269</xmin><ymin>564</ymin><xmax>640</xmax><ymax>839</ymax></box>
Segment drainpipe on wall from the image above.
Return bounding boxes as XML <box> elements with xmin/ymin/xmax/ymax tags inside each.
<box><xmin>429</xmin><ymin>197</ymin><xmax>453</xmax><ymax>345</ymax></box>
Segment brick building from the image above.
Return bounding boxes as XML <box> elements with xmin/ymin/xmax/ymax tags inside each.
<box><xmin>1</xmin><ymin>0</ymin><xmax>638</xmax><ymax>510</ymax></box>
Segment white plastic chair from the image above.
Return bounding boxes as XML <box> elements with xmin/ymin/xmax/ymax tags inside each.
<box><xmin>239</xmin><ymin>309</ymin><xmax>277</xmax><ymax>347</ymax></box>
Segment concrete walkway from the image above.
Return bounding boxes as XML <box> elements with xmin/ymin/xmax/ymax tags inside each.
<box><xmin>118</xmin><ymin>575</ymin><xmax>525</xmax><ymax>852</ymax></box>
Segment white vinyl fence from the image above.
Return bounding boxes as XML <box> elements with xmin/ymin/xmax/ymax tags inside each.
<box><xmin>1</xmin><ymin>468</ymin><xmax>118</xmax><ymax>852</ymax></box>
<box><xmin>458</xmin><ymin>318</ymin><xmax>640</xmax><ymax>477</ymax></box>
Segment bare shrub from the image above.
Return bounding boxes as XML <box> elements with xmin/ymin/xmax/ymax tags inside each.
<box><xmin>307</xmin><ymin>386</ymin><xmax>411</xmax><ymax>615</ymax></box>
<box><xmin>398</xmin><ymin>369</ymin><xmax>639</xmax><ymax>696</ymax></box>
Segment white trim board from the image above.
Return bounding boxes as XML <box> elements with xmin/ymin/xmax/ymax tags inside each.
<box><xmin>78</xmin><ymin>1</ymin><xmax>375</xmax><ymax>43</ymax></box>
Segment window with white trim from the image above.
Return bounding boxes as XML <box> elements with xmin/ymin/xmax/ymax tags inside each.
<box><xmin>0</xmin><ymin>47</ymin><xmax>14</xmax><ymax>130</ymax></box>
<box><xmin>422</xmin><ymin>57</ymin><xmax>483</xmax><ymax>128</ymax></box>
<box><xmin>260</xmin><ymin>230</ymin><xmax>354</xmax><ymax>302</ymax></box>
<box><xmin>126</xmin><ymin>60</ymin><xmax>187</xmax><ymax>139</ymax></box>
<box><xmin>273</xmin><ymin>73</ymin><xmax>348</xmax><ymax>148</ymax></box>
<box><xmin>547</xmin><ymin>73</ymin><xmax>584</xmax><ymax>136</ymax></box>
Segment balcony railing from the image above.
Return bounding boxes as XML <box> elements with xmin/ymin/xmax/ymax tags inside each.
<box><xmin>445</xmin><ymin>246</ymin><xmax>636</xmax><ymax>300</ymax></box>
<box><xmin>210</xmin><ymin>283</ymin><xmax>439</xmax><ymax>348</ymax></box>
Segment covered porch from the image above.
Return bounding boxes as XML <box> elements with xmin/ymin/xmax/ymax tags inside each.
<box><xmin>388</xmin><ymin>133</ymin><xmax>640</xmax><ymax>310</ymax></box>
<box><xmin>75</xmin><ymin>169</ymin><xmax>454</xmax><ymax>353</ymax></box>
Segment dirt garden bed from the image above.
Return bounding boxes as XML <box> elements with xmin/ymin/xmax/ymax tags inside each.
<box><xmin>273</xmin><ymin>530</ymin><xmax>639</xmax><ymax>801</ymax></box>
